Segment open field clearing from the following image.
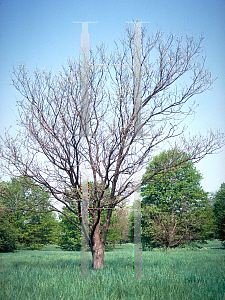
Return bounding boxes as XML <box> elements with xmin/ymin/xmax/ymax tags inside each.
<box><xmin>1</xmin><ymin>240</ymin><xmax>224</xmax><ymax>300</ymax></box>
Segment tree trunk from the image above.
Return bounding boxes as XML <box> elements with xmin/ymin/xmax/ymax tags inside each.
<box><xmin>91</xmin><ymin>207</ymin><xmax>112</xmax><ymax>269</ymax></box>
<box><xmin>91</xmin><ymin>228</ymin><xmax>105</xmax><ymax>269</ymax></box>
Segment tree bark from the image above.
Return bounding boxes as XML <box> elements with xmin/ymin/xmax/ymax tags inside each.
<box><xmin>91</xmin><ymin>228</ymin><xmax>105</xmax><ymax>269</ymax></box>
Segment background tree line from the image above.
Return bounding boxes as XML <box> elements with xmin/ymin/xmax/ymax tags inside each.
<box><xmin>1</xmin><ymin>149</ymin><xmax>224</xmax><ymax>252</ymax></box>
<box><xmin>0</xmin><ymin>177</ymin><xmax>131</xmax><ymax>252</ymax></box>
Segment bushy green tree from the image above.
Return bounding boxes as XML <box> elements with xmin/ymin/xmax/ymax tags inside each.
<box><xmin>141</xmin><ymin>149</ymin><xmax>215</xmax><ymax>249</ymax></box>
<box><xmin>19</xmin><ymin>211</ymin><xmax>59</xmax><ymax>250</ymax></box>
<box><xmin>0</xmin><ymin>177</ymin><xmax>59</xmax><ymax>251</ymax></box>
<box><xmin>0</xmin><ymin>199</ymin><xmax>20</xmax><ymax>252</ymax></box>
<box><xmin>213</xmin><ymin>183</ymin><xmax>225</xmax><ymax>247</ymax></box>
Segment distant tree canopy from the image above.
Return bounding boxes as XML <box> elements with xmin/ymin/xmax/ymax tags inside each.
<box><xmin>213</xmin><ymin>183</ymin><xmax>225</xmax><ymax>247</ymax></box>
<box><xmin>140</xmin><ymin>149</ymin><xmax>216</xmax><ymax>249</ymax></box>
<box><xmin>106</xmin><ymin>207</ymin><xmax>130</xmax><ymax>248</ymax></box>
<box><xmin>0</xmin><ymin>177</ymin><xmax>59</xmax><ymax>252</ymax></box>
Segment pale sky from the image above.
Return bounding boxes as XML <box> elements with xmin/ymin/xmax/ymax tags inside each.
<box><xmin>0</xmin><ymin>0</ymin><xmax>224</xmax><ymax>193</ymax></box>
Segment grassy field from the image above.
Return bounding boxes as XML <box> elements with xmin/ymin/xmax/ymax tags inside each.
<box><xmin>1</xmin><ymin>240</ymin><xmax>224</xmax><ymax>300</ymax></box>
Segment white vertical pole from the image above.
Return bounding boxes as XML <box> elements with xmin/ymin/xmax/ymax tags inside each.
<box><xmin>73</xmin><ymin>21</ymin><xmax>97</xmax><ymax>279</ymax></box>
<box><xmin>81</xmin><ymin>176</ymin><xmax>89</xmax><ymax>278</ymax></box>
<box><xmin>133</xmin><ymin>22</ymin><xmax>142</xmax><ymax>136</ymax></box>
<box><xmin>81</xmin><ymin>22</ymin><xmax>90</xmax><ymax>137</ymax></box>
<box><xmin>80</xmin><ymin>22</ymin><xmax>90</xmax><ymax>279</ymax></box>
<box><xmin>127</xmin><ymin>21</ymin><xmax>149</xmax><ymax>280</ymax></box>
<box><xmin>133</xmin><ymin>22</ymin><xmax>142</xmax><ymax>279</ymax></box>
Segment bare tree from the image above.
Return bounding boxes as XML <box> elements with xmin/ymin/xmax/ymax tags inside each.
<box><xmin>0</xmin><ymin>27</ymin><xmax>224</xmax><ymax>269</ymax></box>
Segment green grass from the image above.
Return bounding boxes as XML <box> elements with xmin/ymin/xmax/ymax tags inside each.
<box><xmin>1</xmin><ymin>240</ymin><xmax>224</xmax><ymax>300</ymax></box>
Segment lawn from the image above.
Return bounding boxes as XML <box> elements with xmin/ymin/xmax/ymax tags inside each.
<box><xmin>0</xmin><ymin>240</ymin><xmax>224</xmax><ymax>300</ymax></box>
